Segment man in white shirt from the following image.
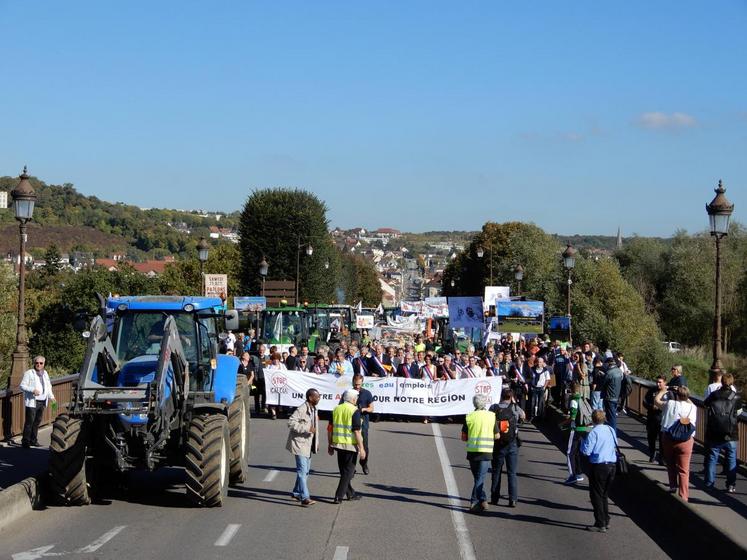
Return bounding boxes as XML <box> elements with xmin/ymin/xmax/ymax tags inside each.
<box><xmin>20</xmin><ymin>356</ymin><xmax>56</xmax><ymax>448</ymax></box>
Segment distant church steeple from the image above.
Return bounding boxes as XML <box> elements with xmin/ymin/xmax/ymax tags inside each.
<box><xmin>616</xmin><ymin>227</ymin><xmax>623</xmax><ymax>250</ymax></box>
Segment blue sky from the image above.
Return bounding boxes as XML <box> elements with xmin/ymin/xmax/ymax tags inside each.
<box><xmin>1</xmin><ymin>1</ymin><xmax>745</xmax><ymax>236</ymax></box>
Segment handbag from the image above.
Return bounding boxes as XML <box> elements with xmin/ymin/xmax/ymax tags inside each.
<box><xmin>611</xmin><ymin>426</ymin><xmax>628</xmax><ymax>475</ymax></box>
<box><xmin>666</xmin><ymin>403</ymin><xmax>695</xmax><ymax>442</ymax></box>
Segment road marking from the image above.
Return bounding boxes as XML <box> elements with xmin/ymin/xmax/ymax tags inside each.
<box><xmin>12</xmin><ymin>545</ymin><xmax>57</xmax><ymax>560</ymax></box>
<box><xmin>13</xmin><ymin>527</ymin><xmax>127</xmax><ymax>559</ymax></box>
<box><xmin>263</xmin><ymin>469</ymin><xmax>279</xmax><ymax>482</ymax></box>
<box><xmin>432</xmin><ymin>423</ymin><xmax>477</xmax><ymax>560</ymax></box>
<box><xmin>77</xmin><ymin>526</ymin><xmax>128</xmax><ymax>553</ymax></box>
<box><xmin>332</xmin><ymin>546</ymin><xmax>349</xmax><ymax>560</ymax></box>
<box><xmin>215</xmin><ymin>524</ymin><xmax>241</xmax><ymax>547</ymax></box>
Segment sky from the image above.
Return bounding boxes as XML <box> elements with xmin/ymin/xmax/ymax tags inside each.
<box><xmin>1</xmin><ymin>1</ymin><xmax>746</xmax><ymax>237</ymax></box>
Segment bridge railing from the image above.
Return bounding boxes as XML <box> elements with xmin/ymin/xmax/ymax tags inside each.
<box><xmin>628</xmin><ymin>377</ymin><xmax>747</xmax><ymax>464</ymax></box>
<box><xmin>1</xmin><ymin>374</ymin><xmax>78</xmax><ymax>439</ymax></box>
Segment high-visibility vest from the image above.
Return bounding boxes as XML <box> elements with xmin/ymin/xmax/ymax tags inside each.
<box><xmin>465</xmin><ymin>409</ymin><xmax>496</xmax><ymax>453</ymax></box>
<box><xmin>332</xmin><ymin>402</ymin><xmax>357</xmax><ymax>446</ymax></box>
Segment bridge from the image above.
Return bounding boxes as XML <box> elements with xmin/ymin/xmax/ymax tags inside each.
<box><xmin>1</xmin><ymin>377</ymin><xmax>746</xmax><ymax>559</ymax></box>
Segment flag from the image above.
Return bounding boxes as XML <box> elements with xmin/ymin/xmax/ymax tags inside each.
<box><xmin>356</xmin><ymin>301</ymin><xmax>363</xmax><ymax>312</ymax></box>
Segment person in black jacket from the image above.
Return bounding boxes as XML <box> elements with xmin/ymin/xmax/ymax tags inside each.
<box><xmin>703</xmin><ymin>373</ymin><xmax>742</xmax><ymax>493</ymax></box>
<box><xmin>642</xmin><ymin>376</ymin><xmax>667</xmax><ymax>463</ymax></box>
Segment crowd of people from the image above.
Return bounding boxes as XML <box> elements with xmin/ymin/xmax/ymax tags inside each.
<box><xmin>222</xmin><ymin>328</ymin><xmax>743</xmax><ymax>530</ymax></box>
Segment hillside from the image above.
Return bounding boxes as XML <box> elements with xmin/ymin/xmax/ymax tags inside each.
<box><xmin>0</xmin><ymin>174</ymin><xmax>239</xmax><ymax>259</ymax></box>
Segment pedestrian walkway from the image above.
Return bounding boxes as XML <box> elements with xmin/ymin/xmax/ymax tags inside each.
<box><xmin>613</xmin><ymin>411</ymin><xmax>747</xmax><ymax>551</ymax></box>
<box><xmin>0</xmin><ymin>425</ymin><xmax>51</xmax><ymax>490</ymax></box>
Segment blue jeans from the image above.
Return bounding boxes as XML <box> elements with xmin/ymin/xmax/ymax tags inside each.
<box><xmin>491</xmin><ymin>441</ymin><xmax>518</xmax><ymax>502</ymax></box>
<box><xmin>704</xmin><ymin>440</ymin><xmax>737</xmax><ymax>487</ymax></box>
<box><xmin>469</xmin><ymin>459</ymin><xmax>491</xmax><ymax>506</ymax></box>
<box><xmin>604</xmin><ymin>400</ymin><xmax>618</xmax><ymax>433</ymax></box>
<box><xmin>292</xmin><ymin>454</ymin><xmax>311</xmax><ymax>501</ymax></box>
<box><xmin>591</xmin><ymin>391</ymin><xmax>603</xmax><ymax>411</ymax></box>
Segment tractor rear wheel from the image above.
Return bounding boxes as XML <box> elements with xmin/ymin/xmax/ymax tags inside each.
<box><xmin>49</xmin><ymin>414</ymin><xmax>90</xmax><ymax>506</ymax></box>
<box><xmin>228</xmin><ymin>374</ymin><xmax>250</xmax><ymax>484</ymax></box>
<box><xmin>185</xmin><ymin>414</ymin><xmax>230</xmax><ymax>507</ymax></box>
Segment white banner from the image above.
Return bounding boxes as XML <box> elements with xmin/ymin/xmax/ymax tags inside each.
<box><xmin>264</xmin><ymin>369</ymin><xmax>502</xmax><ymax>416</ymax></box>
<box><xmin>356</xmin><ymin>314</ymin><xmax>375</xmax><ymax>329</ymax></box>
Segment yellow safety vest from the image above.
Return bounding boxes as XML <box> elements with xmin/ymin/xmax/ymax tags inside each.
<box><xmin>465</xmin><ymin>409</ymin><xmax>496</xmax><ymax>454</ymax></box>
<box><xmin>332</xmin><ymin>402</ymin><xmax>357</xmax><ymax>447</ymax></box>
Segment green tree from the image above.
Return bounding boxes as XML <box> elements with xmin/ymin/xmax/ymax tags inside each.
<box><xmin>42</xmin><ymin>244</ymin><xmax>63</xmax><ymax>277</ymax></box>
<box><xmin>238</xmin><ymin>189</ymin><xmax>338</xmax><ymax>303</ymax></box>
<box><xmin>615</xmin><ymin>237</ymin><xmax>669</xmax><ymax>316</ymax></box>
<box><xmin>339</xmin><ymin>253</ymin><xmax>382</xmax><ymax>306</ymax></box>
<box><xmin>0</xmin><ymin>263</ymin><xmax>18</xmax><ymax>387</ymax></box>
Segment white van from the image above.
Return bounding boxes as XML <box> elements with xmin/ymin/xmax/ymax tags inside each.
<box><xmin>662</xmin><ymin>341</ymin><xmax>682</xmax><ymax>353</ymax></box>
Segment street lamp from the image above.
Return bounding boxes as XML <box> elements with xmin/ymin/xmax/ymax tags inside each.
<box><xmin>296</xmin><ymin>236</ymin><xmax>313</xmax><ymax>304</ymax></box>
<box><xmin>197</xmin><ymin>237</ymin><xmax>209</xmax><ymax>295</ymax></box>
<box><xmin>259</xmin><ymin>256</ymin><xmax>269</xmax><ymax>297</ymax></box>
<box><xmin>706</xmin><ymin>180</ymin><xmax>734</xmax><ymax>375</ymax></box>
<box><xmin>9</xmin><ymin>166</ymin><xmax>37</xmax><ymax>388</ymax></box>
<box><xmin>475</xmin><ymin>245</ymin><xmax>494</xmax><ymax>285</ymax></box>
<box><xmin>514</xmin><ymin>264</ymin><xmax>524</xmax><ymax>296</ymax></box>
<box><xmin>562</xmin><ymin>243</ymin><xmax>577</xmax><ymax>345</ymax></box>
<box><xmin>324</xmin><ymin>259</ymin><xmax>330</xmax><ymax>270</ymax></box>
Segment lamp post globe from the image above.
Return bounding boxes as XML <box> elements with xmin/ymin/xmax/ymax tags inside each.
<box><xmin>476</xmin><ymin>246</ymin><xmax>484</xmax><ymax>258</ymax></box>
<box><xmin>706</xmin><ymin>180</ymin><xmax>734</xmax><ymax>375</ymax></box>
<box><xmin>306</xmin><ymin>244</ymin><xmax>313</xmax><ymax>256</ymax></box>
<box><xmin>9</xmin><ymin>166</ymin><xmax>37</xmax><ymax>388</ymax></box>
<box><xmin>562</xmin><ymin>243</ymin><xmax>577</xmax><ymax>270</ymax></box>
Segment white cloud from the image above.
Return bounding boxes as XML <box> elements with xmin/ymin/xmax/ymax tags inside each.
<box><xmin>636</xmin><ymin>111</ymin><xmax>697</xmax><ymax>130</ymax></box>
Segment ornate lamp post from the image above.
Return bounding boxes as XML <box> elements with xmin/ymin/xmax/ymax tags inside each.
<box><xmin>296</xmin><ymin>237</ymin><xmax>313</xmax><ymax>304</ymax></box>
<box><xmin>476</xmin><ymin>245</ymin><xmax>494</xmax><ymax>285</ymax></box>
<box><xmin>9</xmin><ymin>166</ymin><xmax>37</xmax><ymax>388</ymax></box>
<box><xmin>562</xmin><ymin>243</ymin><xmax>577</xmax><ymax>346</ymax></box>
<box><xmin>259</xmin><ymin>256</ymin><xmax>269</xmax><ymax>297</ymax></box>
<box><xmin>706</xmin><ymin>180</ymin><xmax>734</xmax><ymax>375</ymax></box>
<box><xmin>197</xmin><ymin>237</ymin><xmax>209</xmax><ymax>294</ymax></box>
<box><xmin>514</xmin><ymin>264</ymin><xmax>524</xmax><ymax>296</ymax></box>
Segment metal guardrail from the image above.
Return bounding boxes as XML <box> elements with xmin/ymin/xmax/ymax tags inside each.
<box><xmin>1</xmin><ymin>374</ymin><xmax>78</xmax><ymax>439</ymax></box>
<box><xmin>628</xmin><ymin>377</ymin><xmax>747</xmax><ymax>464</ymax></box>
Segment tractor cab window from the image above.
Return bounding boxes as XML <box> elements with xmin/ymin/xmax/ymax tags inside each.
<box><xmin>115</xmin><ymin>312</ymin><xmax>197</xmax><ymax>364</ymax></box>
<box><xmin>197</xmin><ymin>314</ymin><xmax>217</xmax><ymax>364</ymax></box>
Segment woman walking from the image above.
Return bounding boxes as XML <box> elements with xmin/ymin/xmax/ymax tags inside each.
<box><xmin>657</xmin><ymin>386</ymin><xmax>697</xmax><ymax>501</ymax></box>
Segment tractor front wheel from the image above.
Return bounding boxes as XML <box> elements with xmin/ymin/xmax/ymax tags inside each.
<box><xmin>185</xmin><ymin>414</ymin><xmax>230</xmax><ymax>507</ymax></box>
<box><xmin>49</xmin><ymin>414</ymin><xmax>90</xmax><ymax>506</ymax></box>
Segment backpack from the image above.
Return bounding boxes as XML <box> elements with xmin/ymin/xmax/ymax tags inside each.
<box><xmin>707</xmin><ymin>391</ymin><xmax>737</xmax><ymax>440</ymax></box>
<box><xmin>575</xmin><ymin>396</ymin><xmax>593</xmax><ymax>427</ymax></box>
<box><xmin>495</xmin><ymin>406</ymin><xmax>517</xmax><ymax>446</ymax></box>
<box><xmin>622</xmin><ymin>375</ymin><xmax>633</xmax><ymax>397</ymax></box>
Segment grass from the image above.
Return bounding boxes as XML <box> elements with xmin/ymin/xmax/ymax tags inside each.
<box><xmin>667</xmin><ymin>346</ymin><xmax>747</xmax><ymax>398</ymax></box>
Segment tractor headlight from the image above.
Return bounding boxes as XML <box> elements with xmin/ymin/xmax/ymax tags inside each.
<box><xmin>183</xmin><ymin>303</ymin><xmax>195</xmax><ymax>312</ymax></box>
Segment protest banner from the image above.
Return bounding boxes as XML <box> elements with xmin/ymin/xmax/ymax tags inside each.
<box><xmin>424</xmin><ymin>296</ymin><xmax>449</xmax><ymax>318</ymax></box>
<box><xmin>264</xmin><ymin>369</ymin><xmax>502</xmax><ymax>416</ymax></box>
<box><xmin>496</xmin><ymin>300</ymin><xmax>544</xmax><ymax>334</ymax></box>
<box><xmin>447</xmin><ymin>296</ymin><xmax>484</xmax><ymax>330</ymax></box>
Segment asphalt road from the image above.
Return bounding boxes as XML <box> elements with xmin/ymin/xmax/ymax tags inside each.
<box><xmin>2</xmin><ymin>414</ymin><xmax>670</xmax><ymax>560</ymax></box>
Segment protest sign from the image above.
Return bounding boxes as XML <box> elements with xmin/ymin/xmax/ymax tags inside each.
<box><xmin>424</xmin><ymin>296</ymin><xmax>449</xmax><ymax>318</ymax></box>
<box><xmin>496</xmin><ymin>300</ymin><xmax>544</xmax><ymax>333</ymax></box>
<box><xmin>483</xmin><ymin>287</ymin><xmax>510</xmax><ymax>311</ymax></box>
<box><xmin>234</xmin><ymin>296</ymin><xmax>266</xmax><ymax>312</ymax></box>
<box><xmin>204</xmin><ymin>274</ymin><xmax>228</xmax><ymax>300</ymax></box>
<box><xmin>356</xmin><ymin>314</ymin><xmax>375</xmax><ymax>329</ymax></box>
<box><xmin>264</xmin><ymin>369</ymin><xmax>502</xmax><ymax>416</ymax></box>
<box><xmin>448</xmin><ymin>296</ymin><xmax>484</xmax><ymax>330</ymax></box>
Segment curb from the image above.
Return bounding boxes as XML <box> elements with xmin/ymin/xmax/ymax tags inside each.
<box><xmin>0</xmin><ymin>475</ymin><xmax>45</xmax><ymax>530</ymax></box>
<box><xmin>542</xmin><ymin>405</ymin><xmax>746</xmax><ymax>555</ymax></box>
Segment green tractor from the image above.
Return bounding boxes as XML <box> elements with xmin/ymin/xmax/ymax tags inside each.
<box><xmin>259</xmin><ymin>306</ymin><xmax>309</xmax><ymax>355</ymax></box>
<box><xmin>305</xmin><ymin>304</ymin><xmax>359</xmax><ymax>350</ymax></box>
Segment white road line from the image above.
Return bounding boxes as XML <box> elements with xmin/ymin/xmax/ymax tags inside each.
<box><xmin>263</xmin><ymin>469</ymin><xmax>279</xmax><ymax>482</ymax></box>
<box><xmin>432</xmin><ymin>423</ymin><xmax>477</xmax><ymax>560</ymax></box>
<box><xmin>76</xmin><ymin>525</ymin><xmax>127</xmax><ymax>553</ymax></box>
<box><xmin>332</xmin><ymin>546</ymin><xmax>349</xmax><ymax>560</ymax></box>
<box><xmin>215</xmin><ymin>524</ymin><xmax>242</xmax><ymax>547</ymax></box>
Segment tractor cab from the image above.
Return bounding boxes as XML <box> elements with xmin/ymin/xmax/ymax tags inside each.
<box><xmin>259</xmin><ymin>306</ymin><xmax>309</xmax><ymax>355</ymax></box>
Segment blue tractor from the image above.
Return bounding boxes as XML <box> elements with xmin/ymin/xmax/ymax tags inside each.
<box><xmin>48</xmin><ymin>296</ymin><xmax>248</xmax><ymax>507</ymax></box>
